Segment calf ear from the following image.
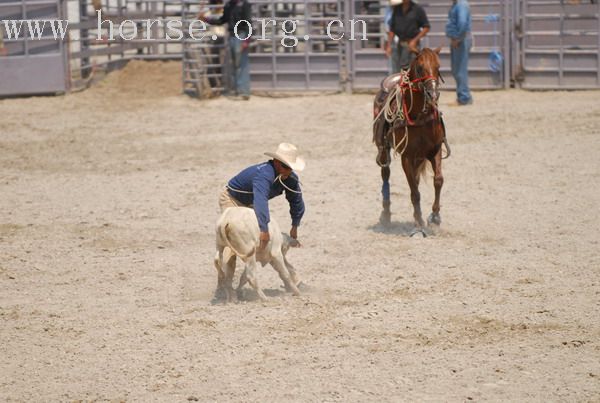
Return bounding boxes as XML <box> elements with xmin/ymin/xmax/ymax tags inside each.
<box><xmin>434</xmin><ymin>46</ymin><xmax>442</xmax><ymax>55</ymax></box>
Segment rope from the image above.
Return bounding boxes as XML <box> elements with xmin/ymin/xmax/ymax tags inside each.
<box><xmin>275</xmin><ymin>175</ymin><xmax>303</xmax><ymax>194</ymax></box>
<box><xmin>226</xmin><ymin>175</ymin><xmax>303</xmax><ymax>196</ymax></box>
<box><xmin>392</xmin><ymin>125</ymin><xmax>409</xmax><ymax>156</ymax></box>
<box><xmin>226</xmin><ymin>185</ymin><xmax>253</xmax><ymax>194</ymax></box>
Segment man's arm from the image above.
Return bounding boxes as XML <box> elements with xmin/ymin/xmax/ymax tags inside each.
<box><xmin>385</xmin><ymin>30</ymin><xmax>395</xmax><ymax>58</ymax></box>
<box><xmin>451</xmin><ymin>3</ymin><xmax>470</xmax><ymax>47</ymax></box>
<box><xmin>241</xmin><ymin>1</ymin><xmax>252</xmax><ymax>49</ymax></box>
<box><xmin>252</xmin><ymin>171</ymin><xmax>272</xmax><ymax>248</ymax></box>
<box><xmin>408</xmin><ymin>8</ymin><xmax>430</xmax><ymax>52</ymax></box>
<box><xmin>285</xmin><ymin>176</ymin><xmax>305</xmax><ymax>240</ymax></box>
<box><xmin>409</xmin><ymin>26</ymin><xmax>429</xmax><ymax>52</ymax></box>
<box><xmin>198</xmin><ymin>2</ymin><xmax>230</xmax><ymax>25</ymax></box>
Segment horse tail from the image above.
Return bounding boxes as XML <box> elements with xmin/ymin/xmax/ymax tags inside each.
<box><xmin>416</xmin><ymin>159</ymin><xmax>429</xmax><ymax>181</ymax></box>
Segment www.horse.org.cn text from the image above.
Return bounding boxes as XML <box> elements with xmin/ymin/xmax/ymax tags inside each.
<box><xmin>0</xmin><ymin>11</ymin><xmax>371</xmax><ymax>47</ymax></box>
<box><xmin>95</xmin><ymin>12</ymin><xmax>370</xmax><ymax>47</ymax></box>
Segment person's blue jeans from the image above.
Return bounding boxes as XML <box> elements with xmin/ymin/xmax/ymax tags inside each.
<box><xmin>392</xmin><ymin>41</ymin><xmax>417</xmax><ymax>73</ymax></box>
<box><xmin>228</xmin><ymin>36</ymin><xmax>250</xmax><ymax>96</ymax></box>
<box><xmin>450</xmin><ymin>36</ymin><xmax>472</xmax><ymax>104</ymax></box>
<box><xmin>388</xmin><ymin>39</ymin><xmax>399</xmax><ymax>75</ymax></box>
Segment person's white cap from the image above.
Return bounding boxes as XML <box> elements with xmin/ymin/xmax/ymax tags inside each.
<box><xmin>265</xmin><ymin>143</ymin><xmax>305</xmax><ymax>172</ymax></box>
<box><xmin>390</xmin><ymin>0</ymin><xmax>403</xmax><ymax>5</ymax></box>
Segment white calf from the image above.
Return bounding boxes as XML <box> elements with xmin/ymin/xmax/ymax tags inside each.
<box><xmin>214</xmin><ymin>207</ymin><xmax>301</xmax><ymax>302</ymax></box>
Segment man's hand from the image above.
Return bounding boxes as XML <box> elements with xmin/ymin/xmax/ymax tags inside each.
<box><xmin>289</xmin><ymin>226</ymin><xmax>301</xmax><ymax>247</ymax></box>
<box><xmin>241</xmin><ymin>38</ymin><xmax>250</xmax><ymax>51</ymax></box>
<box><xmin>197</xmin><ymin>12</ymin><xmax>207</xmax><ymax>22</ymax></box>
<box><xmin>384</xmin><ymin>43</ymin><xmax>392</xmax><ymax>58</ymax></box>
<box><xmin>408</xmin><ymin>38</ymin><xmax>419</xmax><ymax>53</ymax></box>
<box><xmin>451</xmin><ymin>38</ymin><xmax>460</xmax><ymax>49</ymax></box>
<box><xmin>259</xmin><ymin>231</ymin><xmax>270</xmax><ymax>250</ymax></box>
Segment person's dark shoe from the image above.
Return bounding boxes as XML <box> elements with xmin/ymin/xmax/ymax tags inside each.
<box><xmin>241</xmin><ymin>95</ymin><xmax>250</xmax><ymax>101</ymax></box>
<box><xmin>448</xmin><ymin>98</ymin><xmax>473</xmax><ymax>107</ymax></box>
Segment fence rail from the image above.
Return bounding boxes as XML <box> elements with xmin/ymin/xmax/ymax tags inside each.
<box><xmin>1</xmin><ymin>0</ymin><xmax>600</xmax><ymax>96</ymax></box>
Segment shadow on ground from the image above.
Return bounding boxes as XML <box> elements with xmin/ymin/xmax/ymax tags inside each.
<box><xmin>368</xmin><ymin>220</ymin><xmax>437</xmax><ymax>237</ymax></box>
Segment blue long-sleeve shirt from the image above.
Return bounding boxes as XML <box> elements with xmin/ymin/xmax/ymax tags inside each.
<box><xmin>445</xmin><ymin>0</ymin><xmax>471</xmax><ymax>40</ymax></box>
<box><xmin>227</xmin><ymin>160</ymin><xmax>305</xmax><ymax>232</ymax></box>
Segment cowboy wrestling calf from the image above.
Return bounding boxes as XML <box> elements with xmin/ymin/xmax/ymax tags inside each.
<box><xmin>214</xmin><ymin>207</ymin><xmax>302</xmax><ymax>303</ymax></box>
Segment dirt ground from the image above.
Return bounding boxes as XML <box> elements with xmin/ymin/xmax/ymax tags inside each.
<box><xmin>1</xmin><ymin>61</ymin><xmax>599</xmax><ymax>401</ymax></box>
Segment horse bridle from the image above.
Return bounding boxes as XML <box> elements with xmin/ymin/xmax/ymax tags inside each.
<box><xmin>411</xmin><ymin>61</ymin><xmax>444</xmax><ymax>112</ymax></box>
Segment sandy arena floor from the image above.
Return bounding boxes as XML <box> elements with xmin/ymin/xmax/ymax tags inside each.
<box><xmin>1</xmin><ymin>61</ymin><xmax>599</xmax><ymax>401</ymax></box>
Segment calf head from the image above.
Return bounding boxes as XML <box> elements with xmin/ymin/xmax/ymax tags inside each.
<box><xmin>280</xmin><ymin>233</ymin><xmax>300</xmax><ymax>256</ymax></box>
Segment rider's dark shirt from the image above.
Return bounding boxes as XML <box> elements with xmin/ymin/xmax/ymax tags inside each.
<box><xmin>211</xmin><ymin>0</ymin><xmax>252</xmax><ymax>36</ymax></box>
<box><xmin>389</xmin><ymin>1</ymin><xmax>430</xmax><ymax>41</ymax></box>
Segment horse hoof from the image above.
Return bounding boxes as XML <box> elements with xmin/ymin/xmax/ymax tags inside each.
<box><xmin>427</xmin><ymin>212</ymin><xmax>441</xmax><ymax>227</ymax></box>
<box><xmin>409</xmin><ymin>229</ymin><xmax>427</xmax><ymax>238</ymax></box>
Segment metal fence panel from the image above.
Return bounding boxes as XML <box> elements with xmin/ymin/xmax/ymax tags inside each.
<box><xmin>249</xmin><ymin>0</ymin><xmax>344</xmax><ymax>91</ymax></box>
<box><xmin>516</xmin><ymin>0</ymin><xmax>600</xmax><ymax>89</ymax></box>
<box><xmin>0</xmin><ymin>0</ymin><xmax>68</xmax><ymax>96</ymax></box>
<box><xmin>182</xmin><ymin>0</ymin><xmax>345</xmax><ymax>97</ymax></box>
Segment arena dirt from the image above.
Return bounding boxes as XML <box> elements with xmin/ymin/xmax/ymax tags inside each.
<box><xmin>1</xmin><ymin>61</ymin><xmax>599</xmax><ymax>401</ymax></box>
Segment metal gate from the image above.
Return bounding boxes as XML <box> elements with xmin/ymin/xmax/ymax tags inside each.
<box><xmin>0</xmin><ymin>0</ymin><xmax>68</xmax><ymax>96</ymax></box>
<box><xmin>348</xmin><ymin>0</ymin><xmax>513</xmax><ymax>91</ymax></box>
<box><xmin>182</xmin><ymin>0</ymin><xmax>345</xmax><ymax>97</ymax></box>
<box><xmin>515</xmin><ymin>0</ymin><xmax>600</xmax><ymax>89</ymax></box>
<box><xmin>250</xmin><ymin>0</ymin><xmax>345</xmax><ymax>91</ymax></box>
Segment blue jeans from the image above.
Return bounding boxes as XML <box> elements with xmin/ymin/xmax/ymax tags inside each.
<box><xmin>450</xmin><ymin>36</ymin><xmax>472</xmax><ymax>104</ymax></box>
<box><xmin>392</xmin><ymin>41</ymin><xmax>417</xmax><ymax>73</ymax></box>
<box><xmin>228</xmin><ymin>37</ymin><xmax>250</xmax><ymax>96</ymax></box>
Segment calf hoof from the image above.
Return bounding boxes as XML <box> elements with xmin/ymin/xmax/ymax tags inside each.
<box><xmin>210</xmin><ymin>287</ymin><xmax>227</xmax><ymax>304</ymax></box>
<box><xmin>297</xmin><ymin>282</ymin><xmax>310</xmax><ymax>292</ymax></box>
<box><xmin>285</xmin><ymin>283</ymin><xmax>301</xmax><ymax>296</ymax></box>
<box><xmin>427</xmin><ymin>212</ymin><xmax>441</xmax><ymax>226</ymax></box>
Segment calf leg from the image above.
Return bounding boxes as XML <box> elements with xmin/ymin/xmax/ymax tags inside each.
<box><xmin>283</xmin><ymin>254</ymin><xmax>301</xmax><ymax>287</ymax></box>
<box><xmin>223</xmin><ymin>251</ymin><xmax>237</xmax><ymax>303</ymax></box>
<box><xmin>272</xmin><ymin>254</ymin><xmax>301</xmax><ymax>296</ymax></box>
<box><xmin>243</xmin><ymin>257</ymin><xmax>268</xmax><ymax>301</ymax></box>
<box><xmin>212</xmin><ymin>249</ymin><xmax>227</xmax><ymax>302</ymax></box>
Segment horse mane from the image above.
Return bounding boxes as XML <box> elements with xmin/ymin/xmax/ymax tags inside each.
<box><xmin>410</xmin><ymin>48</ymin><xmax>442</xmax><ymax>81</ymax></box>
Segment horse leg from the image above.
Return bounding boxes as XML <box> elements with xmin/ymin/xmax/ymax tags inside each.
<box><xmin>380</xmin><ymin>166</ymin><xmax>391</xmax><ymax>225</ymax></box>
<box><xmin>402</xmin><ymin>157</ymin><xmax>425</xmax><ymax>229</ymax></box>
<box><xmin>428</xmin><ymin>149</ymin><xmax>443</xmax><ymax>226</ymax></box>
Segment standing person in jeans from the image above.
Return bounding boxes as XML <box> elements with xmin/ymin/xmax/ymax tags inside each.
<box><xmin>385</xmin><ymin>0</ymin><xmax>430</xmax><ymax>72</ymax></box>
<box><xmin>446</xmin><ymin>0</ymin><xmax>473</xmax><ymax>105</ymax></box>
<box><xmin>383</xmin><ymin>4</ymin><xmax>398</xmax><ymax>75</ymax></box>
<box><xmin>199</xmin><ymin>0</ymin><xmax>252</xmax><ymax>100</ymax></box>
<box><xmin>0</xmin><ymin>27</ymin><xmax>7</xmax><ymax>56</ymax></box>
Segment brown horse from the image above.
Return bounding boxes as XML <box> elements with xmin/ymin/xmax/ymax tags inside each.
<box><xmin>372</xmin><ymin>47</ymin><xmax>449</xmax><ymax>235</ymax></box>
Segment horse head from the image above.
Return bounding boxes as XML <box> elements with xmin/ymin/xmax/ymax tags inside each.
<box><xmin>410</xmin><ymin>47</ymin><xmax>443</xmax><ymax>109</ymax></box>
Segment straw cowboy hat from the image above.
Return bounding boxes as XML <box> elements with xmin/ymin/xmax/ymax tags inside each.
<box><xmin>265</xmin><ymin>143</ymin><xmax>305</xmax><ymax>172</ymax></box>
